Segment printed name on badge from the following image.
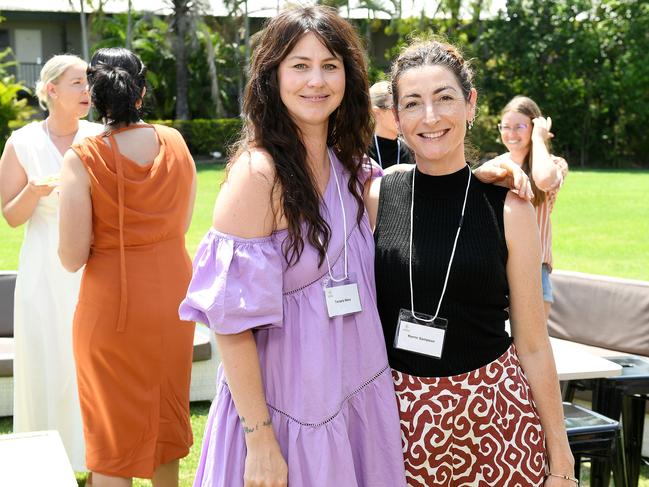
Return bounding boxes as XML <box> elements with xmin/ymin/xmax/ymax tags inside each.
<box><xmin>324</xmin><ymin>282</ymin><xmax>362</xmax><ymax>318</ymax></box>
<box><xmin>395</xmin><ymin>320</ymin><xmax>445</xmax><ymax>358</ymax></box>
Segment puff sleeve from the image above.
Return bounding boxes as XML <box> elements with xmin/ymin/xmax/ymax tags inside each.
<box><xmin>179</xmin><ymin>228</ymin><xmax>283</xmax><ymax>334</ymax></box>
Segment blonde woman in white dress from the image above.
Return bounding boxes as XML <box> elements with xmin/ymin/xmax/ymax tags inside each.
<box><xmin>0</xmin><ymin>54</ymin><xmax>102</xmax><ymax>472</ymax></box>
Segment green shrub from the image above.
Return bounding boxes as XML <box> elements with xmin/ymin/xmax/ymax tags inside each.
<box><xmin>0</xmin><ymin>48</ymin><xmax>35</xmax><ymax>153</ymax></box>
<box><xmin>149</xmin><ymin>118</ymin><xmax>242</xmax><ymax>158</ymax></box>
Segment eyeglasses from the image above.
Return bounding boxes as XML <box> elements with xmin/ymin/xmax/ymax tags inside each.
<box><xmin>397</xmin><ymin>97</ymin><xmax>464</xmax><ymax>118</ymax></box>
<box><xmin>497</xmin><ymin>123</ymin><xmax>529</xmax><ymax>133</ymax></box>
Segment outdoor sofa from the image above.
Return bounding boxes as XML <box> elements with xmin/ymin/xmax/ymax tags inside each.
<box><xmin>0</xmin><ymin>270</ymin><xmax>218</xmax><ymax>417</ymax></box>
<box><xmin>547</xmin><ymin>269</ymin><xmax>649</xmax><ymax>468</ymax></box>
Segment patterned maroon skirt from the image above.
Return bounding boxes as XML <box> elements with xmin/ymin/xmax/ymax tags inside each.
<box><xmin>392</xmin><ymin>345</ymin><xmax>547</xmax><ymax>486</ymax></box>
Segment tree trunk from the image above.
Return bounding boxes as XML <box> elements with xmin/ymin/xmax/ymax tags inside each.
<box><xmin>201</xmin><ymin>23</ymin><xmax>223</xmax><ymax>118</ymax></box>
<box><xmin>173</xmin><ymin>0</ymin><xmax>190</xmax><ymax>120</ymax></box>
<box><xmin>79</xmin><ymin>0</ymin><xmax>90</xmax><ymax>62</ymax></box>
<box><xmin>126</xmin><ymin>0</ymin><xmax>133</xmax><ymax>49</ymax></box>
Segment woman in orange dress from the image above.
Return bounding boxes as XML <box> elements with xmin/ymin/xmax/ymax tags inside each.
<box><xmin>58</xmin><ymin>47</ymin><xmax>196</xmax><ymax>487</ymax></box>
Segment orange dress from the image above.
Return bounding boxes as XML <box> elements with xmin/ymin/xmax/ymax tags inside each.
<box><xmin>71</xmin><ymin>124</ymin><xmax>195</xmax><ymax>478</ymax></box>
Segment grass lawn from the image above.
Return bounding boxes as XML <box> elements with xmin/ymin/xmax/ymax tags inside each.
<box><xmin>1</xmin><ymin>167</ymin><xmax>647</xmax><ymax>279</ymax></box>
<box><xmin>1</xmin><ymin>166</ymin><xmax>648</xmax><ymax>485</ymax></box>
<box><xmin>552</xmin><ymin>169</ymin><xmax>649</xmax><ymax>280</ymax></box>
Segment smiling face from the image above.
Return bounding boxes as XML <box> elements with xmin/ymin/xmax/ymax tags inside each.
<box><xmin>395</xmin><ymin>64</ymin><xmax>476</xmax><ymax>172</ymax></box>
<box><xmin>48</xmin><ymin>62</ymin><xmax>90</xmax><ymax>118</ymax></box>
<box><xmin>277</xmin><ymin>32</ymin><xmax>346</xmax><ymax>132</ymax></box>
<box><xmin>499</xmin><ymin>110</ymin><xmax>533</xmax><ymax>157</ymax></box>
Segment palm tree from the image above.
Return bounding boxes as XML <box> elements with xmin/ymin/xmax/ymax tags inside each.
<box><xmin>167</xmin><ymin>0</ymin><xmax>206</xmax><ymax>120</ymax></box>
<box><xmin>70</xmin><ymin>0</ymin><xmax>91</xmax><ymax>61</ymax></box>
<box><xmin>199</xmin><ymin>22</ymin><xmax>224</xmax><ymax>118</ymax></box>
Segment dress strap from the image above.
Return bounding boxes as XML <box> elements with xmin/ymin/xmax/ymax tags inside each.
<box><xmin>108</xmin><ymin>133</ymin><xmax>128</xmax><ymax>333</ymax></box>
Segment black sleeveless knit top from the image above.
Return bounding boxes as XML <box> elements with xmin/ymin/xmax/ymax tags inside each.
<box><xmin>374</xmin><ymin>165</ymin><xmax>513</xmax><ymax>377</ymax></box>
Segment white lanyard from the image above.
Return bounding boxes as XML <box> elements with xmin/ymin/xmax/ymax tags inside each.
<box><xmin>323</xmin><ymin>148</ymin><xmax>348</xmax><ymax>282</ymax></box>
<box><xmin>374</xmin><ymin>134</ymin><xmax>400</xmax><ymax>169</ymax></box>
<box><xmin>408</xmin><ymin>166</ymin><xmax>471</xmax><ymax>321</ymax></box>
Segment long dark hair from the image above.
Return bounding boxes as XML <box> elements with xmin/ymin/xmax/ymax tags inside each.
<box><xmin>232</xmin><ymin>6</ymin><xmax>372</xmax><ymax>266</ymax></box>
<box><xmin>87</xmin><ymin>47</ymin><xmax>147</xmax><ymax>127</ymax></box>
<box><xmin>501</xmin><ymin>96</ymin><xmax>548</xmax><ymax>207</ymax></box>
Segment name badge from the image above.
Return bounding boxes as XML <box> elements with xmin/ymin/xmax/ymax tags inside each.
<box><xmin>324</xmin><ymin>275</ymin><xmax>362</xmax><ymax>318</ymax></box>
<box><xmin>394</xmin><ymin>308</ymin><xmax>448</xmax><ymax>359</ymax></box>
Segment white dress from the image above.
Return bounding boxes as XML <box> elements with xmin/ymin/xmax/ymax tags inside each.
<box><xmin>11</xmin><ymin>120</ymin><xmax>103</xmax><ymax>471</ymax></box>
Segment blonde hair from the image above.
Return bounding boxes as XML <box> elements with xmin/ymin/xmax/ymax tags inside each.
<box><xmin>34</xmin><ymin>54</ymin><xmax>86</xmax><ymax>110</ymax></box>
<box><xmin>370</xmin><ymin>81</ymin><xmax>391</xmax><ymax>109</ymax></box>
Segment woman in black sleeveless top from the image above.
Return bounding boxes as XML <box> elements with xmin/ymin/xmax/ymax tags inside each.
<box><xmin>364</xmin><ymin>39</ymin><xmax>575</xmax><ymax>486</ymax></box>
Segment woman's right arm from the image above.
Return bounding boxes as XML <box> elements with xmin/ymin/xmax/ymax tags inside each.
<box><xmin>531</xmin><ymin>117</ymin><xmax>565</xmax><ymax>192</ymax></box>
<box><xmin>212</xmin><ymin>150</ymin><xmax>287</xmax><ymax>487</ymax></box>
<box><xmin>0</xmin><ymin>140</ymin><xmax>54</xmax><ymax>227</ymax></box>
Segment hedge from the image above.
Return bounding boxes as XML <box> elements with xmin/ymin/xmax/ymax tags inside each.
<box><xmin>149</xmin><ymin>118</ymin><xmax>242</xmax><ymax>158</ymax></box>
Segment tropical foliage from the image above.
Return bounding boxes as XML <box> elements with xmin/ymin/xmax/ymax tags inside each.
<box><xmin>2</xmin><ymin>0</ymin><xmax>647</xmax><ymax>166</ymax></box>
<box><xmin>369</xmin><ymin>0</ymin><xmax>649</xmax><ymax>167</ymax></box>
<box><xmin>0</xmin><ymin>48</ymin><xmax>35</xmax><ymax>152</ymax></box>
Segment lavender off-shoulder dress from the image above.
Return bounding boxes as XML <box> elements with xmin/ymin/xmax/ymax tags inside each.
<box><xmin>179</xmin><ymin>153</ymin><xmax>406</xmax><ymax>487</ymax></box>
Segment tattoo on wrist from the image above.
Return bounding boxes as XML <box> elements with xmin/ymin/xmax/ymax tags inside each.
<box><xmin>240</xmin><ymin>416</ymin><xmax>272</xmax><ymax>434</ymax></box>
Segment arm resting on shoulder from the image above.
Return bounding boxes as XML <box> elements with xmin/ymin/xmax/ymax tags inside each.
<box><xmin>58</xmin><ymin>149</ymin><xmax>92</xmax><ymax>272</ymax></box>
<box><xmin>474</xmin><ymin>157</ymin><xmax>533</xmax><ymax>200</ymax></box>
<box><xmin>504</xmin><ymin>192</ymin><xmax>574</xmax><ymax>478</ymax></box>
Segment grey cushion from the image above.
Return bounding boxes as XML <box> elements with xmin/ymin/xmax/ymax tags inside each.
<box><xmin>548</xmin><ymin>270</ymin><xmax>649</xmax><ymax>357</ymax></box>
<box><xmin>0</xmin><ymin>272</ymin><xmax>16</xmax><ymax>338</ymax></box>
<box><xmin>192</xmin><ymin>325</ymin><xmax>212</xmax><ymax>362</ymax></box>
<box><xmin>0</xmin><ymin>337</ymin><xmax>13</xmax><ymax>377</ymax></box>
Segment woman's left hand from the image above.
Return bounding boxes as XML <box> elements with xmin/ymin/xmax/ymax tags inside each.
<box><xmin>474</xmin><ymin>159</ymin><xmax>533</xmax><ymax>200</ymax></box>
<box><xmin>532</xmin><ymin>116</ymin><xmax>554</xmax><ymax>142</ymax></box>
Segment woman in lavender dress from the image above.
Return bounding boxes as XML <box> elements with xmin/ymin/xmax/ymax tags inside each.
<box><xmin>179</xmin><ymin>7</ymin><xmax>407</xmax><ymax>487</ymax></box>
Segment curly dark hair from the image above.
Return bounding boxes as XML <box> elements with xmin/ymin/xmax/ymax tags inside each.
<box><xmin>232</xmin><ymin>6</ymin><xmax>372</xmax><ymax>266</ymax></box>
<box><xmin>87</xmin><ymin>47</ymin><xmax>147</xmax><ymax>127</ymax></box>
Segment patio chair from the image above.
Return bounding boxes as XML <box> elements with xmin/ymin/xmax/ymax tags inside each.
<box><xmin>564</xmin><ymin>402</ymin><xmax>627</xmax><ymax>487</ymax></box>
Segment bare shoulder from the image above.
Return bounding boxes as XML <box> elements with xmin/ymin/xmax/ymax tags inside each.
<box><xmin>364</xmin><ymin>175</ymin><xmax>383</xmax><ymax>231</ymax></box>
<box><xmin>367</xmin><ymin>174</ymin><xmax>382</xmax><ymax>200</ymax></box>
<box><xmin>227</xmin><ymin>147</ymin><xmax>276</xmax><ymax>186</ymax></box>
<box><xmin>61</xmin><ymin>148</ymin><xmax>89</xmax><ymax>183</ymax></box>
<box><xmin>0</xmin><ymin>139</ymin><xmax>24</xmax><ymax>180</ymax></box>
<box><xmin>0</xmin><ymin>138</ymin><xmax>17</xmax><ymax>163</ymax></box>
<box><xmin>504</xmin><ymin>190</ymin><xmax>535</xmax><ymax>219</ymax></box>
<box><xmin>213</xmin><ymin>148</ymin><xmax>278</xmax><ymax>238</ymax></box>
<box><xmin>504</xmin><ymin>190</ymin><xmax>538</xmax><ymax>244</ymax></box>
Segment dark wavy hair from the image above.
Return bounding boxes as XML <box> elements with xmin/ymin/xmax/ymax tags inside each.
<box><xmin>87</xmin><ymin>47</ymin><xmax>147</xmax><ymax>127</ymax></box>
<box><xmin>232</xmin><ymin>6</ymin><xmax>372</xmax><ymax>266</ymax></box>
